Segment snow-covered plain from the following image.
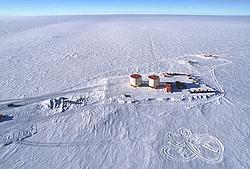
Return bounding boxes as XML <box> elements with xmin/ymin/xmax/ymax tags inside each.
<box><xmin>0</xmin><ymin>15</ymin><xmax>249</xmax><ymax>169</ymax></box>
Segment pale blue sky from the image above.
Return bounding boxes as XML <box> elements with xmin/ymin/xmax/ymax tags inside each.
<box><xmin>0</xmin><ymin>0</ymin><xmax>250</xmax><ymax>16</ymax></box>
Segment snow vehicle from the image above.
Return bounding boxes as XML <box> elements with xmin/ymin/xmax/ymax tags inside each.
<box><xmin>0</xmin><ymin>113</ymin><xmax>4</xmax><ymax>120</ymax></box>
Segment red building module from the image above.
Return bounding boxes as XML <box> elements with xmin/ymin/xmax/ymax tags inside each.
<box><xmin>164</xmin><ymin>83</ymin><xmax>172</xmax><ymax>93</ymax></box>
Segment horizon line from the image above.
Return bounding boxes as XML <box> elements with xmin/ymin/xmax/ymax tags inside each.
<box><xmin>1</xmin><ymin>12</ymin><xmax>250</xmax><ymax>17</ymax></box>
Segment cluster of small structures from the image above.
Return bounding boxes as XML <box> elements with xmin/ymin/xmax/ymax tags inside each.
<box><xmin>129</xmin><ymin>73</ymin><xmax>189</xmax><ymax>93</ymax></box>
<box><xmin>129</xmin><ymin>72</ymin><xmax>215</xmax><ymax>95</ymax></box>
<box><xmin>130</xmin><ymin>74</ymin><xmax>166</xmax><ymax>89</ymax></box>
<box><xmin>162</xmin><ymin>72</ymin><xmax>198</xmax><ymax>84</ymax></box>
<box><xmin>200</xmin><ymin>53</ymin><xmax>219</xmax><ymax>58</ymax></box>
<box><xmin>162</xmin><ymin>72</ymin><xmax>188</xmax><ymax>77</ymax></box>
<box><xmin>130</xmin><ymin>73</ymin><xmax>167</xmax><ymax>89</ymax></box>
<box><xmin>189</xmin><ymin>88</ymin><xmax>216</xmax><ymax>94</ymax></box>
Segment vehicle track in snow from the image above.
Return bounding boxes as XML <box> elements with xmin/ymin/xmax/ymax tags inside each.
<box><xmin>0</xmin><ymin>100</ymin><xmax>106</xmax><ymax>133</ymax></box>
<box><xmin>203</xmin><ymin>60</ymin><xmax>234</xmax><ymax>106</ymax></box>
<box><xmin>0</xmin><ymin>143</ymin><xmax>20</xmax><ymax>162</ymax></box>
<box><xmin>181</xmin><ymin>54</ymin><xmax>234</xmax><ymax>109</ymax></box>
<box><xmin>147</xmin><ymin>29</ymin><xmax>156</xmax><ymax>59</ymax></box>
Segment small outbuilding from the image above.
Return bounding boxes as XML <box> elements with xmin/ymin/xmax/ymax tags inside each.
<box><xmin>130</xmin><ymin>74</ymin><xmax>142</xmax><ymax>87</ymax></box>
<box><xmin>148</xmin><ymin>75</ymin><xmax>160</xmax><ymax>88</ymax></box>
<box><xmin>164</xmin><ymin>82</ymin><xmax>172</xmax><ymax>93</ymax></box>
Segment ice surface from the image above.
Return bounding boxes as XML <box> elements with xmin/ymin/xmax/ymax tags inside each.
<box><xmin>0</xmin><ymin>15</ymin><xmax>249</xmax><ymax>169</ymax></box>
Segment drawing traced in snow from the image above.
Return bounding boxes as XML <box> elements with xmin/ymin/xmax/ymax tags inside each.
<box><xmin>162</xmin><ymin>128</ymin><xmax>224</xmax><ymax>164</ymax></box>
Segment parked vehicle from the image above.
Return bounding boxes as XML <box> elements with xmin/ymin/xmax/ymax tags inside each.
<box><xmin>0</xmin><ymin>113</ymin><xmax>4</xmax><ymax>120</ymax></box>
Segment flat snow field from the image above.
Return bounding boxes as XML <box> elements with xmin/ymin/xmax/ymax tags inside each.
<box><xmin>0</xmin><ymin>15</ymin><xmax>250</xmax><ymax>169</ymax></box>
